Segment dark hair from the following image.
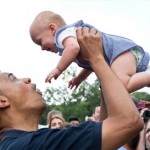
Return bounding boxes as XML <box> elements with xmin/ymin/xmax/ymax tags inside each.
<box><xmin>68</xmin><ymin>116</ymin><xmax>79</xmax><ymax>123</ymax></box>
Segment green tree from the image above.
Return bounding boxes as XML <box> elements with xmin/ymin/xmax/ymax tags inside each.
<box><xmin>131</xmin><ymin>92</ymin><xmax>150</xmax><ymax>101</ymax></box>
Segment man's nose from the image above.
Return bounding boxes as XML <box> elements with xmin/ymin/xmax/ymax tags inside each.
<box><xmin>22</xmin><ymin>78</ymin><xmax>31</xmax><ymax>83</ymax></box>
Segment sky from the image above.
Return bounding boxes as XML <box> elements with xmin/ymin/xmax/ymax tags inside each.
<box><xmin>0</xmin><ymin>0</ymin><xmax>150</xmax><ymax>94</ymax></box>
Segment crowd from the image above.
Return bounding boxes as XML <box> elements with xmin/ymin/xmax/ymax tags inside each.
<box><xmin>44</xmin><ymin>100</ymin><xmax>150</xmax><ymax>150</ymax></box>
<box><xmin>0</xmin><ymin>9</ymin><xmax>150</xmax><ymax>150</ymax></box>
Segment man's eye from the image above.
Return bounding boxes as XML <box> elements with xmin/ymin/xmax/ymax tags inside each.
<box><xmin>12</xmin><ymin>76</ymin><xmax>17</xmax><ymax>81</ymax></box>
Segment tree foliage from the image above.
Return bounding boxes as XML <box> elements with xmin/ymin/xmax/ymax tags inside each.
<box><xmin>131</xmin><ymin>91</ymin><xmax>150</xmax><ymax>102</ymax></box>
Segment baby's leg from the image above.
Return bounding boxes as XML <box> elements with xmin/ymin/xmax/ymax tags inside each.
<box><xmin>111</xmin><ymin>51</ymin><xmax>150</xmax><ymax>93</ymax></box>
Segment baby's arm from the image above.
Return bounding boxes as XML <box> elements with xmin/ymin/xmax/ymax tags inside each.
<box><xmin>57</xmin><ymin>36</ymin><xmax>80</xmax><ymax>72</ymax></box>
<box><xmin>68</xmin><ymin>68</ymin><xmax>92</xmax><ymax>89</ymax></box>
<box><xmin>45</xmin><ymin>37</ymin><xmax>80</xmax><ymax>83</ymax></box>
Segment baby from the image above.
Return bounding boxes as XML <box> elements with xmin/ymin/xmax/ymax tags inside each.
<box><xmin>30</xmin><ymin>11</ymin><xmax>150</xmax><ymax>93</ymax></box>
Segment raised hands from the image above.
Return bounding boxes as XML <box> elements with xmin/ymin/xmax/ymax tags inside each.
<box><xmin>68</xmin><ymin>76</ymin><xmax>83</xmax><ymax>89</ymax></box>
<box><xmin>45</xmin><ymin>68</ymin><xmax>62</xmax><ymax>83</ymax></box>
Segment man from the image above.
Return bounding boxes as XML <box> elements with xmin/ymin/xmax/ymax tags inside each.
<box><xmin>0</xmin><ymin>27</ymin><xmax>143</xmax><ymax>150</ymax></box>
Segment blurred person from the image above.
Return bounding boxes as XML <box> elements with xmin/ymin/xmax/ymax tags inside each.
<box><xmin>139</xmin><ymin>102</ymin><xmax>150</xmax><ymax>150</ymax></box>
<box><xmin>49</xmin><ymin>116</ymin><xmax>65</xmax><ymax>129</ymax></box>
<box><xmin>29</xmin><ymin>11</ymin><xmax>150</xmax><ymax>94</ymax></box>
<box><xmin>47</xmin><ymin>110</ymin><xmax>65</xmax><ymax>129</ymax></box>
<box><xmin>92</xmin><ymin>106</ymin><xmax>101</xmax><ymax>122</ymax></box>
<box><xmin>68</xmin><ymin>116</ymin><xmax>80</xmax><ymax>126</ymax></box>
<box><xmin>47</xmin><ymin>110</ymin><xmax>63</xmax><ymax>125</ymax></box>
<box><xmin>85</xmin><ymin>106</ymin><xmax>100</xmax><ymax>122</ymax></box>
<box><xmin>146</xmin><ymin>120</ymin><xmax>150</xmax><ymax>149</ymax></box>
<box><xmin>0</xmin><ymin>27</ymin><xmax>143</xmax><ymax>150</ymax></box>
<box><xmin>59</xmin><ymin>122</ymin><xmax>72</xmax><ymax>129</ymax></box>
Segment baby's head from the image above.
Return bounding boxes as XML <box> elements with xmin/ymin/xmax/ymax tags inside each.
<box><xmin>29</xmin><ymin>11</ymin><xmax>66</xmax><ymax>53</ymax></box>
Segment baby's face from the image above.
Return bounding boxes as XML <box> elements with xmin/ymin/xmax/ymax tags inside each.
<box><xmin>30</xmin><ymin>25</ymin><xmax>57</xmax><ymax>53</ymax></box>
<box><xmin>39</xmin><ymin>29</ymin><xmax>57</xmax><ymax>53</ymax></box>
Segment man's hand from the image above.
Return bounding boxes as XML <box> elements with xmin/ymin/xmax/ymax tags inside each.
<box><xmin>76</xmin><ymin>27</ymin><xmax>103</xmax><ymax>62</ymax></box>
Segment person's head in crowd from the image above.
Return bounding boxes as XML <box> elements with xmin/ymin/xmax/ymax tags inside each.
<box><xmin>49</xmin><ymin>115</ymin><xmax>65</xmax><ymax>129</ymax></box>
<box><xmin>92</xmin><ymin>106</ymin><xmax>101</xmax><ymax>122</ymax></box>
<box><xmin>85</xmin><ymin>106</ymin><xmax>101</xmax><ymax>122</ymax></box>
<box><xmin>146</xmin><ymin>120</ymin><xmax>150</xmax><ymax>149</ymax></box>
<box><xmin>68</xmin><ymin>116</ymin><xmax>80</xmax><ymax>126</ymax></box>
<box><xmin>137</xmin><ymin>99</ymin><xmax>150</xmax><ymax>123</ymax></box>
<box><xmin>47</xmin><ymin>110</ymin><xmax>63</xmax><ymax>125</ymax></box>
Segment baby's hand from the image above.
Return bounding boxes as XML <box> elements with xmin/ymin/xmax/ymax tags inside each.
<box><xmin>68</xmin><ymin>77</ymin><xmax>83</xmax><ymax>89</ymax></box>
<box><xmin>45</xmin><ymin>68</ymin><xmax>62</xmax><ymax>83</ymax></box>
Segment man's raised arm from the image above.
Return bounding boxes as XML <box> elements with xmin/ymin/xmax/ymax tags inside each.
<box><xmin>77</xmin><ymin>27</ymin><xmax>143</xmax><ymax>150</ymax></box>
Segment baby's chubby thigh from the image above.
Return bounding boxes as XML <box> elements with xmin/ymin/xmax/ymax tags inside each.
<box><xmin>110</xmin><ymin>50</ymin><xmax>137</xmax><ymax>85</ymax></box>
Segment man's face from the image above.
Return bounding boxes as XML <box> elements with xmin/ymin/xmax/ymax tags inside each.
<box><xmin>30</xmin><ymin>23</ymin><xmax>57</xmax><ymax>53</ymax></box>
<box><xmin>0</xmin><ymin>72</ymin><xmax>46</xmax><ymax>114</ymax></box>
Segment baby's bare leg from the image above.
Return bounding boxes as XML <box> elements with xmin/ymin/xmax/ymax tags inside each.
<box><xmin>111</xmin><ymin>51</ymin><xmax>150</xmax><ymax>93</ymax></box>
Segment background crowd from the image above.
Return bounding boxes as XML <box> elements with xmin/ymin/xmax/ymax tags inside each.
<box><xmin>39</xmin><ymin>99</ymin><xmax>150</xmax><ymax>150</ymax></box>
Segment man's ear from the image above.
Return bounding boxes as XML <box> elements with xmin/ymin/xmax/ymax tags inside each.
<box><xmin>48</xmin><ymin>23</ymin><xmax>56</xmax><ymax>35</ymax></box>
<box><xmin>0</xmin><ymin>96</ymin><xmax>10</xmax><ymax>108</ymax></box>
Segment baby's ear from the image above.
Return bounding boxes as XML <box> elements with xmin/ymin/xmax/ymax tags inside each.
<box><xmin>48</xmin><ymin>23</ymin><xmax>56</xmax><ymax>35</ymax></box>
<box><xmin>0</xmin><ymin>96</ymin><xmax>10</xmax><ymax>108</ymax></box>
